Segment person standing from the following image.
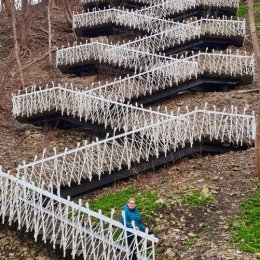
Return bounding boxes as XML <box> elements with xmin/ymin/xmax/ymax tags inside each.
<box><xmin>120</xmin><ymin>198</ymin><xmax>145</xmax><ymax>260</ymax></box>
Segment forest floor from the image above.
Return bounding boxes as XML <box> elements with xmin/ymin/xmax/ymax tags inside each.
<box><xmin>0</xmin><ymin>2</ymin><xmax>259</xmax><ymax>260</ymax></box>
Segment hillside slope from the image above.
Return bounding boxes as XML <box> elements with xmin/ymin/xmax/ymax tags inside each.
<box><xmin>0</xmin><ymin>2</ymin><xmax>259</xmax><ymax>260</ymax></box>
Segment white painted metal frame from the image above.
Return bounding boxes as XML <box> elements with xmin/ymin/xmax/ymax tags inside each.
<box><xmin>122</xmin><ymin>18</ymin><xmax>245</xmax><ymax>52</ymax></box>
<box><xmin>81</xmin><ymin>0</ymin><xmax>162</xmax><ymax>5</ymax></box>
<box><xmin>186</xmin><ymin>50</ymin><xmax>254</xmax><ymax>76</ymax></box>
<box><xmin>12</xmin><ymin>85</ymin><xmax>176</xmax><ymax>132</ymax></box>
<box><xmin>16</xmin><ymin>104</ymin><xmax>255</xmax><ymax>190</ymax></box>
<box><xmin>55</xmin><ymin>45</ymin><xmax>254</xmax><ymax>103</ymax></box>
<box><xmin>0</xmin><ymin>168</ymin><xmax>158</xmax><ymax>260</ymax></box>
<box><xmin>84</xmin><ymin>50</ymin><xmax>254</xmax><ymax>103</ymax></box>
<box><xmin>72</xmin><ymin>9</ymin><xmax>245</xmax><ymax>39</ymax></box>
<box><xmin>56</xmin><ymin>41</ymin><xmax>176</xmax><ymax>72</ymax></box>
<box><xmin>134</xmin><ymin>0</ymin><xmax>239</xmax><ymax>18</ymax></box>
<box><xmin>80</xmin><ymin>0</ymin><xmax>239</xmax><ymax>15</ymax></box>
<box><xmin>13</xmin><ymin>87</ymin><xmax>256</xmax><ymax>192</ymax></box>
<box><xmin>56</xmin><ymin>40</ymin><xmax>251</xmax><ymax>77</ymax></box>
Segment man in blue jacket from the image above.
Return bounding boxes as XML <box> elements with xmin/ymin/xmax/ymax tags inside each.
<box><xmin>120</xmin><ymin>198</ymin><xmax>145</xmax><ymax>260</ymax></box>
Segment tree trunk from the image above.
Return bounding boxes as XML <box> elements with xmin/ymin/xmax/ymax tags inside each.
<box><xmin>3</xmin><ymin>0</ymin><xmax>25</xmax><ymax>88</ymax></box>
<box><xmin>48</xmin><ymin>0</ymin><xmax>53</xmax><ymax>64</ymax></box>
<box><xmin>248</xmin><ymin>0</ymin><xmax>260</xmax><ymax>179</ymax></box>
<box><xmin>21</xmin><ymin>0</ymin><xmax>30</xmax><ymax>50</ymax></box>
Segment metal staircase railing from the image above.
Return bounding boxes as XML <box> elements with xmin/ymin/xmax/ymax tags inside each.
<box><xmin>12</xmin><ymin>87</ymin><xmax>256</xmax><ymax>192</ymax></box>
<box><xmin>73</xmin><ymin>9</ymin><xmax>245</xmax><ymax>38</ymax></box>
<box><xmin>0</xmin><ymin>168</ymin><xmax>158</xmax><ymax>260</ymax></box>
<box><xmin>83</xmin><ymin>50</ymin><xmax>254</xmax><ymax>103</ymax></box>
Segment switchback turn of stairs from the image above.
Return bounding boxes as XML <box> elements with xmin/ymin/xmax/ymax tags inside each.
<box><xmin>12</xmin><ymin>86</ymin><xmax>256</xmax><ymax>196</ymax></box>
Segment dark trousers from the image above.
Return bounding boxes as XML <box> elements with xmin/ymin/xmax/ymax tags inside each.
<box><xmin>127</xmin><ymin>235</ymin><xmax>141</xmax><ymax>260</ymax></box>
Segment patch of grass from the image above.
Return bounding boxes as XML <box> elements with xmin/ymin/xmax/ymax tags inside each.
<box><xmin>237</xmin><ymin>4</ymin><xmax>247</xmax><ymax>17</ymax></box>
<box><xmin>136</xmin><ymin>189</ymin><xmax>161</xmax><ymax>221</ymax></box>
<box><xmin>89</xmin><ymin>186</ymin><xmax>161</xmax><ymax>221</ymax></box>
<box><xmin>89</xmin><ymin>187</ymin><xmax>136</xmax><ymax>213</ymax></box>
<box><xmin>179</xmin><ymin>188</ymin><xmax>214</xmax><ymax>210</ymax></box>
<box><xmin>153</xmin><ymin>226</ymin><xmax>163</xmax><ymax>234</ymax></box>
<box><xmin>155</xmin><ymin>246</ymin><xmax>167</xmax><ymax>256</ymax></box>
<box><xmin>254</xmin><ymin>4</ymin><xmax>260</xmax><ymax>12</ymax></box>
<box><xmin>229</xmin><ymin>187</ymin><xmax>260</xmax><ymax>253</ymax></box>
<box><xmin>237</xmin><ymin>4</ymin><xmax>260</xmax><ymax>25</ymax></box>
<box><xmin>165</xmin><ymin>194</ymin><xmax>174</xmax><ymax>199</ymax></box>
<box><xmin>255</xmin><ymin>14</ymin><xmax>260</xmax><ymax>26</ymax></box>
<box><xmin>200</xmin><ymin>222</ymin><xmax>212</xmax><ymax>233</ymax></box>
<box><xmin>255</xmin><ymin>4</ymin><xmax>260</xmax><ymax>25</ymax></box>
<box><xmin>185</xmin><ymin>237</ymin><xmax>198</xmax><ymax>249</ymax></box>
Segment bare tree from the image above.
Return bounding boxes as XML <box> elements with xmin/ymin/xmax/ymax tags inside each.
<box><xmin>48</xmin><ymin>0</ymin><xmax>53</xmax><ymax>64</ymax></box>
<box><xmin>248</xmin><ymin>0</ymin><xmax>260</xmax><ymax>179</ymax></box>
<box><xmin>20</xmin><ymin>0</ymin><xmax>30</xmax><ymax>50</ymax></box>
<box><xmin>3</xmin><ymin>0</ymin><xmax>25</xmax><ymax>88</ymax></box>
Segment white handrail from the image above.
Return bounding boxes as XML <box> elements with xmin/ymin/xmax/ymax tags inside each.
<box><xmin>0</xmin><ymin>168</ymin><xmax>159</xmax><ymax>260</ymax></box>
<box><xmin>72</xmin><ymin>9</ymin><xmax>245</xmax><ymax>38</ymax></box>
<box><xmin>12</xmin><ymin>86</ymin><xmax>255</xmax><ymax>192</ymax></box>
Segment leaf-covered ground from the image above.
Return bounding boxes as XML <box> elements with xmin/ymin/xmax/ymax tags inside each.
<box><xmin>77</xmin><ymin>148</ymin><xmax>257</xmax><ymax>260</ymax></box>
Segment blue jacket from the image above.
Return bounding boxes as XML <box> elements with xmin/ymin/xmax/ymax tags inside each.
<box><xmin>120</xmin><ymin>205</ymin><xmax>145</xmax><ymax>232</ymax></box>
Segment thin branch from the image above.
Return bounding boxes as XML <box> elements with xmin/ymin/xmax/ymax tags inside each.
<box><xmin>48</xmin><ymin>0</ymin><xmax>53</xmax><ymax>64</ymax></box>
<box><xmin>4</xmin><ymin>0</ymin><xmax>25</xmax><ymax>88</ymax></box>
<box><xmin>22</xmin><ymin>48</ymin><xmax>56</xmax><ymax>70</ymax></box>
